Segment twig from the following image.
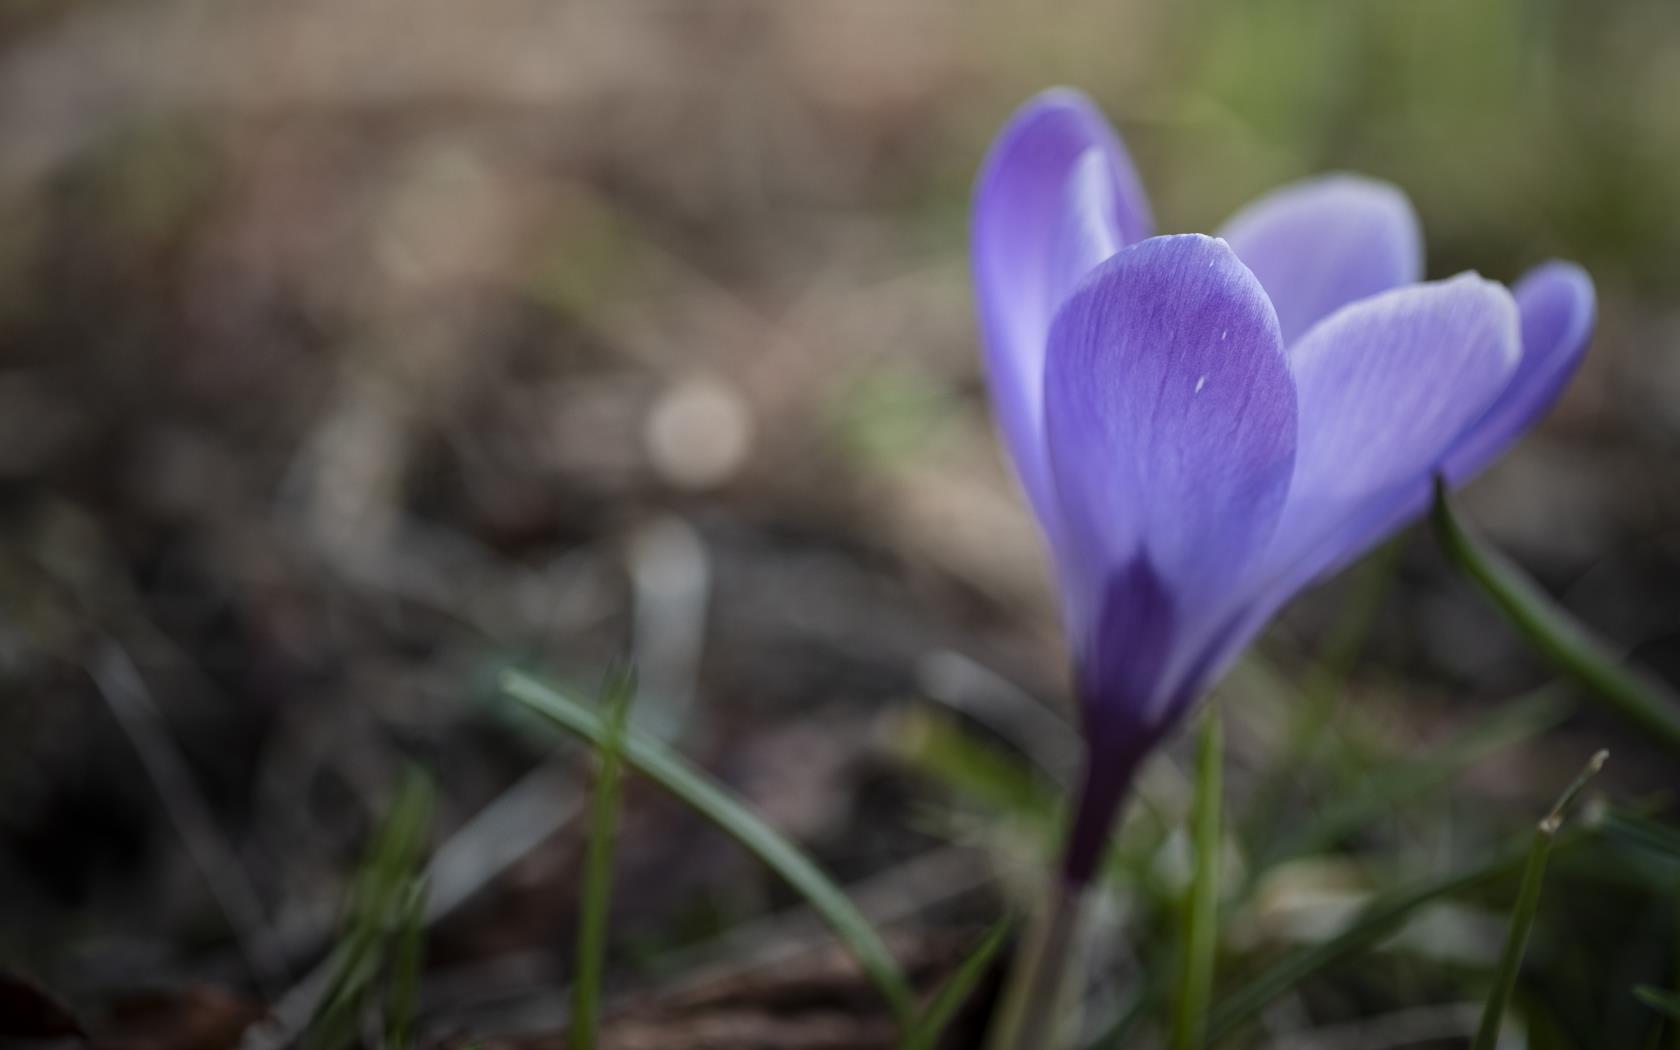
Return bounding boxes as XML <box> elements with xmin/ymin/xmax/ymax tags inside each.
<box><xmin>90</xmin><ymin>641</ymin><xmax>284</xmax><ymax>996</ymax></box>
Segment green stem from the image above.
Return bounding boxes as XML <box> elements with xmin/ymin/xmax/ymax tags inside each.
<box><xmin>1471</xmin><ymin>749</ymin><xmax>1607</xmax><ymax>1050</ymax></box>
<box><xmin>985</xmin><ymin>879</ymin><xmax>1085</xmax><ymax>1050</ymax></box>
<box><xmin>1172</xmin><ymin>711</ymin><xmax>1222</xmax><ymax>1050</ymax></box>
<box><xmin>900</xmin><ymin>915</ymin><xmax>1014</xmax><ymax>1050</ymax></box>
<box><xmin>502</xmin><ymin>669</ymin><xmax>914</xmax><ymax>1021</ymax></box>
<box><xmin>1471</xmin><ymin>826</ymin><xmax>1552</xmax><ymax>1050</ymax></box>
<box><xmin>385</xmin><ymin>877</ymin><xmax>427</xmax><ymax>1050</ymax></box>
<box><xmin>572</xmin><ymin>669</ymin><xmax>635</xmax><ymax>1050</ymax></box>
<box><xmin>1433</xmin><ymin>479</ymin><xmax>1680</xmax><ymax>752</ymax></box>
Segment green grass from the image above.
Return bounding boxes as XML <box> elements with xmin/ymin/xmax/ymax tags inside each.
<box><xmin>482</xmin><ymin>488</ymin><xmax>1680</xmax><ymax>1048</ymax></box>
<box><xmin>1208</xmin><ymin>806</ymin><xmax>1601</xmax><ymax>1042</ymax></box>
<box><xmin>502</xmin><ymin>668</ymin><xmax>915</xmax><ymax>1022</ymax></box>
<box><xmin>304</xmin><ymin>767</ymin><xmax>434</xmax><ymax>1050</ymax></box>
<box><xmin>1171</xmin><ymin>710</ymin><xmax>1223</xmax><ymax>1050</ymax></box>
<box><xmin>385</xmin><ymin>877</ymin><xmax>428</xmax><ymax>1050</ymax></box>
<box><xmin>1259</xmin><ymin>686</ymin><xmax>1574</xmax><ymax>866</ymax></box>
<box><xmin>572</xmin><ymin>667</ymin><xmax>636</xmax><ymax>1050</ymax></box>
<box><xmin>1434</xmin><ymin>480</ymin><xmax>1680</xmax><ymax>752</ymax></box>
<box><xmin>1635</xmin><ymin>986</ymin><xmax>1680</xmax><ymax>1021</ymax></box>
<box><xmin>900</xmin><ymin>915</ymin><xmax>1014</xmax><ymax>1050</ymax></box>
<box><xmin>1472</xmin><ymin>750</ymin><xmax>1609</xmax><ymax>1050</ymax></box>
<box><xmin>1242</xmin><ymin>542</ymin><xmax>1400</xmax><ymax>854</ymax></box>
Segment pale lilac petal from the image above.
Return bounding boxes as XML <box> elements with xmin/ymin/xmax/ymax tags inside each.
<box><xmin>1219</xmin><ymin>174</ymin><xmax>1423</xmax><ymax>347</ymax></box>
<box><xmin>1159</xmin><ymin>274</ymin><xmax>1524</xmax><ymax>705</ymax></box>
<box><xmin>1042</xmin><ymin>234</ymin><xmax>1295</xmax><ymax>721</ymax></box>
<box><xmin>973</xmin><ymin>88</ymin><xmax>1154</xmax><ymax>525</ymax></box>
<box><xmin>1240</xmin><ymin>263</ymin><xmax>1595</xmax><ymax>634</ymax></box>
<box><xmin>1050</xmin><ymin>148</ymin><xmax>1129</xmax><ymax>307</ymax></box>
<box><xmin>1443</xmin><ymin>261</ymin><xmax>1596</xmax><ymax>480</ymax></box>
<box><xmin>1261</xmin><ymin>273</ymin><xmax>1520</xmax><ymax>579</ymax></box>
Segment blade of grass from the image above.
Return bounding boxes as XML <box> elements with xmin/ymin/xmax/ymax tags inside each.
<box><xmin>985</xmin><ymin>880</ymin><xmax>1085</xmax><ymax>1050</ymax></box>
<box><xmin>384</xmin><ymin>877</ymin><xmax>427</xmax><ymax>1050</ymax></box>
<box><xmin>1673</xmin><ymin>913</ymin><xmax>1680</xmax><ymax>1050</ymax></box>
<box><xmin>1471</xmin><ymin>750</ymin><xmax>1609</xmax><ymax>1050</ymax></box>
<box><xmin>894</xmin><ymin>707</ymin><xmax>1060</xmax><ymax>818</ymax></box>
<box><xmin>305</xmin><ymin>767</ymin><xmax>434</xmax><ymax>1050</ymax></box>
<box><xmin>1635</xmin><ymin>986</ymin><xmax>1680</xmax><ymax>1021</ymax></box>
<box><xmin>899</xmin><ymin>915</ymin><xmax>1014</xmax><ymax>1050</ymax></box>
<box><xmin>1264</xmin><ymin>687</ymin><xmax>1574</xmax><ymax>866</ymax></box>
<box><xmin>91</xmin><ymin>643</ymin><xmax>282</xmax><ymax>994</ymax></box>
<box><xmin>1208</xmin><ymin>819</ymin><xmax>1598</xmax><ymax>1042</ymax></box>
<box><xmin>573</xmin><ymin>667</ymin><xmax>636</xmax><ymax>1050</ymax></box>
<box><xmin>501</xmin><ymin>668</ymin><xmax>913</xmax><ymax>1021</ymax></box>
<box><xmin>1641</xmin><ymin>969</ymin><xmax>1680</xmax><ymax>1050</ymax></box>
<box><xmin>1433</xmin><ymin>479</ymin><xmax>1680</xmax><ymax>752</ymax></box>
<box><xmin>1599</xmin><ymin>810</ymin><xmax>1680</xmax><ymax>861</ymax></box>
<box><xmin>1172</xmin><ymin>710</ymin><xmax>1223</xmax><ymax>1050</ymax></box>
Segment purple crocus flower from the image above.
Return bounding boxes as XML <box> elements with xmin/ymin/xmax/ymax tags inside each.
<box><xmin>973</xmin><ymin>88</ymin><xmax>1596</xmax><ymax>885</ymax></box>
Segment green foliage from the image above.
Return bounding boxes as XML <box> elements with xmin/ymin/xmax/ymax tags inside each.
<box><xmin>900</xmin><ymin>915</ymin><xmax>1014</xmax><ymax>1050</ymax></box>
<box><xmin>385</xmin><ymin>878</ymin><xmax>428</xmax><ymax>1050</ymax></box>
<box><xmin>1434</xmin><ymin>480</ymin><xmax>1680</xmax><ymax>753</ymax></box>
<box><xmin>1242</xmin><ymin>543</ymin><xmax>1399</xmax><ymax>859</ymax></box>
<box><xmin>501</xmin><ymin>668</ymin><xmax>915</xmax><ymax>1022</ymax></box>
<box><xmin>572</xmin><ymin>667</ymin><xmax>636</xmax><ymax>1050</ymax></box>
<box><xmin>1635</xmin><ymin>986</ymin><xmax>1680</xmax><ymax>1022</ymax></box>
<box><xmin>1472</xmin><ymin>751</ymin><xmax>1608</xmax><ymax>1050</ymax></box>
<box><xmin>1170</xmin><ymin>710</ymin><xmax>1222</xmax><ymax>1050</ymax></box>
<box><xmin>1602</xmin><ymin>810</ymin><xmax>1680</xmax><ymax>862</ymax></box>
<box><xmin>488</xmin><ymin>486</ymin><xmax>1680</xmax><ymax>1048</ymax></box>
<box><xmin>304</xmin><ymin>767</ymin><xmax>434</xmax><ymax>1050</ymax></box>
<box><xmin>902</xmin><ymin>644</ymin><xmax>1661</xmax><ymax>1047</ymax></box>
<box><xmin>1207</xmin><ymin>823</ymin><xmax>1597</xmax><ymax>1043</ymax></box>
<box><xmin>1263</xmin><ymin>686</ymin><xmax>1573</xmax><ymax>865</ymax></box>
<box><xmin>892</xmin><ymin>707</ymin><xmax>1060</xmax><ymax>829</ymax></box>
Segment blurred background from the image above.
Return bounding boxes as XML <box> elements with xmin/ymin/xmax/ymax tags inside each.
<box><xmin>2</xmin><ymin>1</ymin><xmax>1678</xmax><ymax>1047</ymax></box>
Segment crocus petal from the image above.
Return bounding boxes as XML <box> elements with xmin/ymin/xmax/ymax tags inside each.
<box><xmin>1261</xmin><ymin>274</ymin><xmax>1521</xmax><ymax>583</ymax></box>
<box><xmin>1173</xmin><ymin>274</ymin><xmax>1523</xmax><ymax>705</ymax></box>
<box><xmin>1042</xmin><ymin>234</ymin><xmax>1296</xmax><ymax>725</ymax></box>
<box><xmin>1219</xmin><ymin>174</ymin><xmax>1423</xmax><ymax>347</ymax></box>
<box><xmin>1274</xmin><ymin>263</ymin><xmax>1593</xmax><ymax>609</ymax></box>
<box><xmin>1050</xmin><ymin>148</ymin><xmax>1129</xmax><ymax>306</ymax></box>
<box><xmin>1443</xmin><ymin>261</ymin><xmax>1596</xmax><ymax>480</ymax></box>
<box><xmin>972</xmin><ymin>88</ymin><xmax>1154</xmax><ymax>525</ymax></box>
<box><xmin>1061</xmin><ymin>555</ymin><xmax>1169</xmax><ymax>884</ymax></box>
